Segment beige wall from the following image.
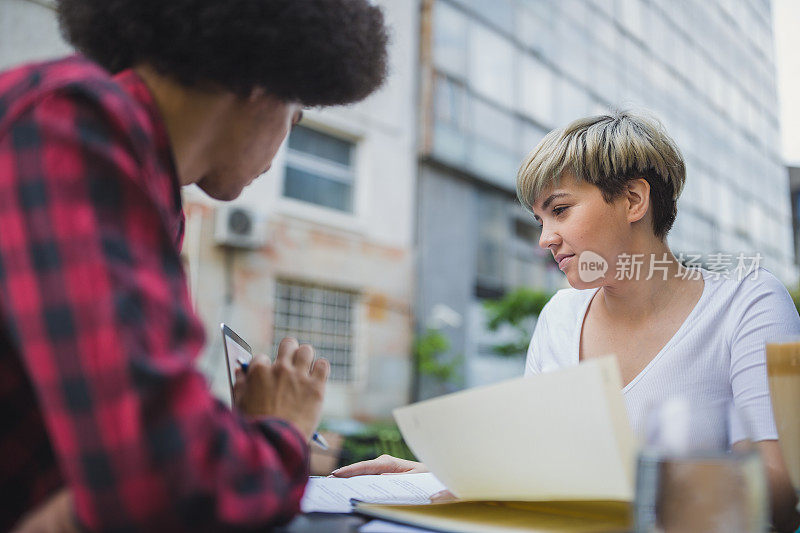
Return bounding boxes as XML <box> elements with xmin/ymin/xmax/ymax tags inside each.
<box><xmin>0</xmin><ymin>0</ymin><xmax>71</xmax><ymax>71</ymax></box>
<box><xmin>186</xmin><ymin>203</ymin><xmax>414</xmax><ymax>419</ymax></box>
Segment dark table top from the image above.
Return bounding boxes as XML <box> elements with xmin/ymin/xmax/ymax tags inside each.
<box><xmin>276</xmin><ymin>512</ymin><xmax>369</xmax><ymax>533</ymax></box>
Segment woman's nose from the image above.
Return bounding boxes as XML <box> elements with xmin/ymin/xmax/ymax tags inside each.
<box><xmin>538</xmin><ymin>224</ymin><xmax>560</xmax><ymax>249</ymax></box>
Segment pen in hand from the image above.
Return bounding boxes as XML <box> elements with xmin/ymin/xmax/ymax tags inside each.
<box><xmin>238</xmin><ymin>358</ymin><xmax>329</xmax><ymax>450</ymax></box>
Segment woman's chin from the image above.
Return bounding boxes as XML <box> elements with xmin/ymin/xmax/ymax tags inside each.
<box><xmin>564</xmin><ymin>272</ymin><xmax>605</xmax><ymax>290</ymax></box>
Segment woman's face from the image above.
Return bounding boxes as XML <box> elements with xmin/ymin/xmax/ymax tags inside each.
<box><xmin>531</xmin><ymin>173</ymin><xmax>632</xmax><ymax>289</ymax></box>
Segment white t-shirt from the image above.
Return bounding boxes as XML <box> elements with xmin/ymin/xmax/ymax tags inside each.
<box><xmin>525</xmin><ymin>268</ymin><xmax>800</xmax><ymax>444</ymax></box>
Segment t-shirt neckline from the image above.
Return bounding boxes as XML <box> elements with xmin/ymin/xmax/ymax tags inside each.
<box><xmin>573</xmin><ymin>268</ymin><xmax>712</xmax><ymax>392</ymax></box>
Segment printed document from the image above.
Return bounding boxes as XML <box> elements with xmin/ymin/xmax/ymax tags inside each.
<box><xmin>301</xmin><ymin>473</ymin><xmax>447</xmax><ymax>513</ymax></box>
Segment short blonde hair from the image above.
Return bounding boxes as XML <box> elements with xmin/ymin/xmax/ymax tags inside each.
<box><xmin>516</xmin><ymin>110</ymin><xmax>685</xmax><ymax>239</ymax></box>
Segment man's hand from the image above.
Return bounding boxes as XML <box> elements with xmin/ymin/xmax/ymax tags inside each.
<box><xmin>331</xmin><ymin>454</ymin><xmax>428</xmax><ymax>477</ymax></box>
<box><xmin>233</xmin><ymin>338</ymin><xmax>329</xmax><ymax>441</ymax></box>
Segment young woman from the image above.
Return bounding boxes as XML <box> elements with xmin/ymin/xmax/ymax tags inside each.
<box><xmin>334</xmin><ymin>111</ymin><xmax>800</xmax><ymax>531</ymax></box>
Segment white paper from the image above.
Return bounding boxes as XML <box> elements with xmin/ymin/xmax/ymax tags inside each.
<box><xmin>393</xmin><ymin>357</ymin><xmax>636</xmax><ymax>502</ymax></box>
<box><xmin>359</xmin><ymin>519</ymin><xmax>437</xmax><ymax>532</ymax></box>
<box><xmin>301</xmin><ymin>473</ymin><xmax>447</xmax><ymax>513</ymax></box>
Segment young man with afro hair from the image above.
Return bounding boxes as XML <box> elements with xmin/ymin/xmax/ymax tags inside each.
<box><xmin>0</xmin><ymin>1</ymin><xmax>389</xmax><ymax>530</ymax></box>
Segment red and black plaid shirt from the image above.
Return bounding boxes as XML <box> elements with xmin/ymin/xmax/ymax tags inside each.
<box><xmin>0</xmin><ymin>55</ymin><xmax>309</xmax><ymax>531</ymax></box>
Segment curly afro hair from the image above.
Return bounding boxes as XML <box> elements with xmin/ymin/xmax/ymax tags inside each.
<box><xmin>56</xmin><ymin>0</ymin><xmax>389</xmax><ymax>106</ymax></box>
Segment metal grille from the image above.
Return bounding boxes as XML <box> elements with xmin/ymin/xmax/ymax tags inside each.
<box><xmin>273</xmin><ymin>280</ymin><xmax>355</xmax><ymax>382</ymax></box>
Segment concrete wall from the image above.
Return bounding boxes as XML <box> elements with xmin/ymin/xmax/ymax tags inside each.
<box><xmin>0</xmin><ymin>0</ymin><xmax>71</xmax><ymax>70</ymax></box>
<box><xmin>415</xmin><ymin>164</ymin><xmax>477</xmax><ymax>397</ymax></box>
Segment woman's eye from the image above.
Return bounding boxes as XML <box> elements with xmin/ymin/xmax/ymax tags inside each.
<box><xmin>552</xmin><ymin>206</ymin><xmax>569</xmax><ymax>216</ymax></box>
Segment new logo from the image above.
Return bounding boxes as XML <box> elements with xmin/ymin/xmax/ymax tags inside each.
<box><xmin>577</xmin><ymin>251</ymin><xmax>608</xmax><ymax>283</ymax></box>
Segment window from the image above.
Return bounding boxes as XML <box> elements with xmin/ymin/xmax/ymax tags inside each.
<box><xmin>467</xmin><ymin>99</ymin><xmax>519</xmax><ymax>189</ymax></box>
<box><xmin>273</xmin><ymin>280</ymin><xmax>356</xmax><ymax>382</ymax></box>
<box><xmin>555</xmin><ymin>77</ymin><xmax>590</xmax><ymax>125</ymax></box>
<box><xmin>476</xmin><ymin>194</ymin><xmax>551</xmax><ymax>292</ymax></box>
<box><xmin>432</xmin><ymin>75</ymin><xmax>469</xmax><ymax>165</ymax></box>
<box><xmin>476</xmin><ymin>193</ymin><xmax>508</xmax><ymax>289</ymax></box>
<box><xmin>518</xmin><ymin>56</ymin><xmax>555</xmax><ymax>127</ymax></box>
<box><xmin>433</xmin><ymin>1</ymin><xmax>468</xmax><ymax>78</ymax></box>
<box><xmin>517</xmin><ymin>4</ymin><xmax>555</xmax><ymax>57</ymax></box>
<box><xmin>468</xmin><ymin>23</ymin><xmax>515</xmax><ymax>108</ymax></box>
<box><xmin>452</xmin><ymin>0</ymin><xmax>515</xmax><ymax>33</ymax></box>
<box><xmin>283</xmin><ymin>125</ymin><xmax>355</xmax><ymax>212</ymax></box>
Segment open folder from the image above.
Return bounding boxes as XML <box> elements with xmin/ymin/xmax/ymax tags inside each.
<box><xmin>354</xmin><ymin>357</ymin><xmax>636</xmax><ymax>532</ymax></box>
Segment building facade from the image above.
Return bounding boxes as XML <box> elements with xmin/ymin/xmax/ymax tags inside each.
<box><xmin>0</xmin><ymin>0</ymin><xmax>70</xmax><ymax>70</ymax></box>
<box><xmin>415</xmin><ymin>0</ymin><xmax>795</xmax><ymax>394</ymax></box>
<box><xmin>788</xmin><ymin>166</ymin><xmax>800</xmax><ymax>267</ymax></box>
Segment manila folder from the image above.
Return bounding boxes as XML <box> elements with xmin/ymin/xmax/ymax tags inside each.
<box><xmin>358</xmin><ymin>357</ymin><xmax>635</xmax><ymax>531</ymax></box>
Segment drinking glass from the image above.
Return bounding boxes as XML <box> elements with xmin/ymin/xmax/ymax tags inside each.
<box><xmin>766</xmin><ymin>339</ymin><xmax>800</xmax><ymax>498</ymax></box>
<box><xmin>634</xmin><ymin>399</ymin><xmax>768</xmax><ymax>533</ymax></box>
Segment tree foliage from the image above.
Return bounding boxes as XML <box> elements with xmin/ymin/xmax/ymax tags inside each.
<box><xmin>413</xmin><ymin>329</ymin><xmax>461</xmax><ymax>382</ymax></box>
<box><xmin>789</xmin><ymin>286</ymin><xmax>800</xmax><ymax>316</ymax></box>
<box><xmin>483</xmin><ymin>287</ymin><xmax>553</xmax><ymax>357</ymax></box>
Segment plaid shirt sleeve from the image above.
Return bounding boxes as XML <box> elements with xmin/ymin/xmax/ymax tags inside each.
<box><xmin>0</xmin><ymin>87</ymin><xmax>309</xmax><ymax>530</ymax></box>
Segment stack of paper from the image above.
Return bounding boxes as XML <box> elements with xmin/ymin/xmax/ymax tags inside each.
<box><xmin>302</xmin><ymin>473</ymin><xmax>447</xmax><ymax>513</ymax></box>
<box><xmin>354</xmin><ymin>357</ymin><xmax>636</xmax><ymax>532</ymax></box>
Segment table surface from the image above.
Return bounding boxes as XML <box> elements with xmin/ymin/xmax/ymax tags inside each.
<box><xmin>277</xmin><ymin>512</ymin><xmax>369</xmax><ymax>533</ymax></box>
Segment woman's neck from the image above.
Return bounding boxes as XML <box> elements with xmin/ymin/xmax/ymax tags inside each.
<box><xmin>596</xmin><ymin>239</ymin><xmax>699</xmax><ymax>325</ymax></box>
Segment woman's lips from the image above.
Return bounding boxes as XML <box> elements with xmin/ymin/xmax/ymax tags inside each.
<box><xmin>558</xmin><ymin>255</ymin><xmax>575</xmax><ymax>270</ymax></box>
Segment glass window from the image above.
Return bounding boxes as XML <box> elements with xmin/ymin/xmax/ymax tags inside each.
<box><xmin>554</xmin><ymin>77</ymin><xmax>589</xmax><ymax>125</ymax></box>
<box><xmin>432</xmin><ymin>75</ymin><xmax>469</xmax><ymax>164</ymax></box>
<box><xmin>433</xmin><ymin>1</ymin><xmax>468</xmax><ymax>78</ymax></box>
<box><xmin>274</xmin><ymin>280</ymin><xmax>356</xmax><ymax>382</ymax></box>
<box><xmin>468</xmin><ymin>23</ymin><xmax>515</xmax><ymax>107</ymax></box>
<box><xmin>592</xmin><ymin>14</ymin><xmax>618</xmax><ymax>54</ymax></box>
<box><xmin>556</xmin><ymin>25</ymin><xmax>592</xmax><ymax>87</ymax></box>
<box><xmin>434</xmin><ymin>75</ymin><xmax>468</xmax><ymax>128</ymax></box>
<box><xmin>651</xmin><ymin>13</ymin><xmax>675</xmax><ymax>65</ymax></box>
<box><xmin>283</xmin><ymin>125</ymin><xmax>355</xmax><ymax>212</ymax></box>
<box><xmin>452</xmin><ymin>0</ymin><xmax>515</xmax><ymax>33</ymax></box>
<box><xmin>587</xmin><ymin>0</ymin><xmax>615</xmax><ymax>18</ymax></box>
<box><xmin>469</xmin><ymin>98</ymin><xmax>516</xmax><ymax>151</ymax></box>
<box><xmin>467</xmin><ymin>99</ymin><xmax>519</xmax><ymax>189</ymax></box>
<box><xmin>519</xmin><ymin>121</ymin><xmax>546</xmax><ymax>159</ymax></box>
<box><xmin>476</xmin><ymin>193</ymin><xmax>507</xmax><ymax>287</ymax></box>
<box><xmin>517</xmin><ymin>4</ymin><xmax>555</xmax><ymax>57</ymax></box>
<box><xmin>618</xmin><ymin>0</ymin><xmax>644</xmax><ymax>41</ymax></box>
<box><xmin>518</xmin><ymin>56</ymin><xmax>555</xmax><ymax>127</ymax></box>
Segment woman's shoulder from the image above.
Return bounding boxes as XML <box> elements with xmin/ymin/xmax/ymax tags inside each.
<box><xmin>540</xmin><ymin>286</ymin><xmax>597</xmax><ymax>320</ymax></box>
<box><xmin>700</xmin><ymin>267</ymin><xmax>798</xmax><ymax>334</ymax></box>
<box><xmin>703</xmin><ymin>266</ymin><xmax>790</xmax><ymax>303</ymax></box>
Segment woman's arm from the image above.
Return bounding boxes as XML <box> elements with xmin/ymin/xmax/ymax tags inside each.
<box><xmin>330</xmin><ymin>455</ymin><xmax>428</xmax><ymax>477</ymax></box>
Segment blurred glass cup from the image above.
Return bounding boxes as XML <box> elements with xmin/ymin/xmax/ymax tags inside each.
<box><xmin>634</xmin><ymin>398</ymin><xmax>768</xmax><ymax>533</ymax></box>
<box><xmin>766</xmin><ymin>339</ymin><xmax>800</xmax><ymax>496</ymax></box>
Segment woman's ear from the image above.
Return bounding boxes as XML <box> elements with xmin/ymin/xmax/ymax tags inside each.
<box><xmin>626</xmin><ymin>178</ymin><xmax>650</xmax><ymax>224</ymax></box>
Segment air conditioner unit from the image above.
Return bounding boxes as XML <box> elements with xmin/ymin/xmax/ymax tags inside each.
<box><xmin>214</xmin><ymin>205</ymin><xmax>266</xmax><ymax>249</ymax></box>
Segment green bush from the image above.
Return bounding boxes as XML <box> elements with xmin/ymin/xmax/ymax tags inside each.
<box><xmin>790</xmin><ymin>286</ymin><xmax>800</xmax><ymax>316</ymax></box>
<box><xmin>335</xmin><ymin>421</ymin><xmax>416</xmax><ymax>467</ymax></box>
<box><xmin>483</xmin><ymin>287</ymin><xmax>553</xmax><ymax>357</ymax></box>
<box><xmin>414</xmin><ymin>328</ymin><xmax>461</xmax><ymax>382</ymax></box>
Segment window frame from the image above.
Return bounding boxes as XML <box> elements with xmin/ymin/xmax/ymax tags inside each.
<box><xmin>281</xmin><ymin>124</ymin><xmax>358</xmax><ymax>214</ymax></box>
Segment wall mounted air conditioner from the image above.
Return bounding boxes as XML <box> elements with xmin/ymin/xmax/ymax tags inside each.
<box><xmin>214</xmin><ymin>205</ymin><xmax>266</xmax><ymax>249</ymax></box>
